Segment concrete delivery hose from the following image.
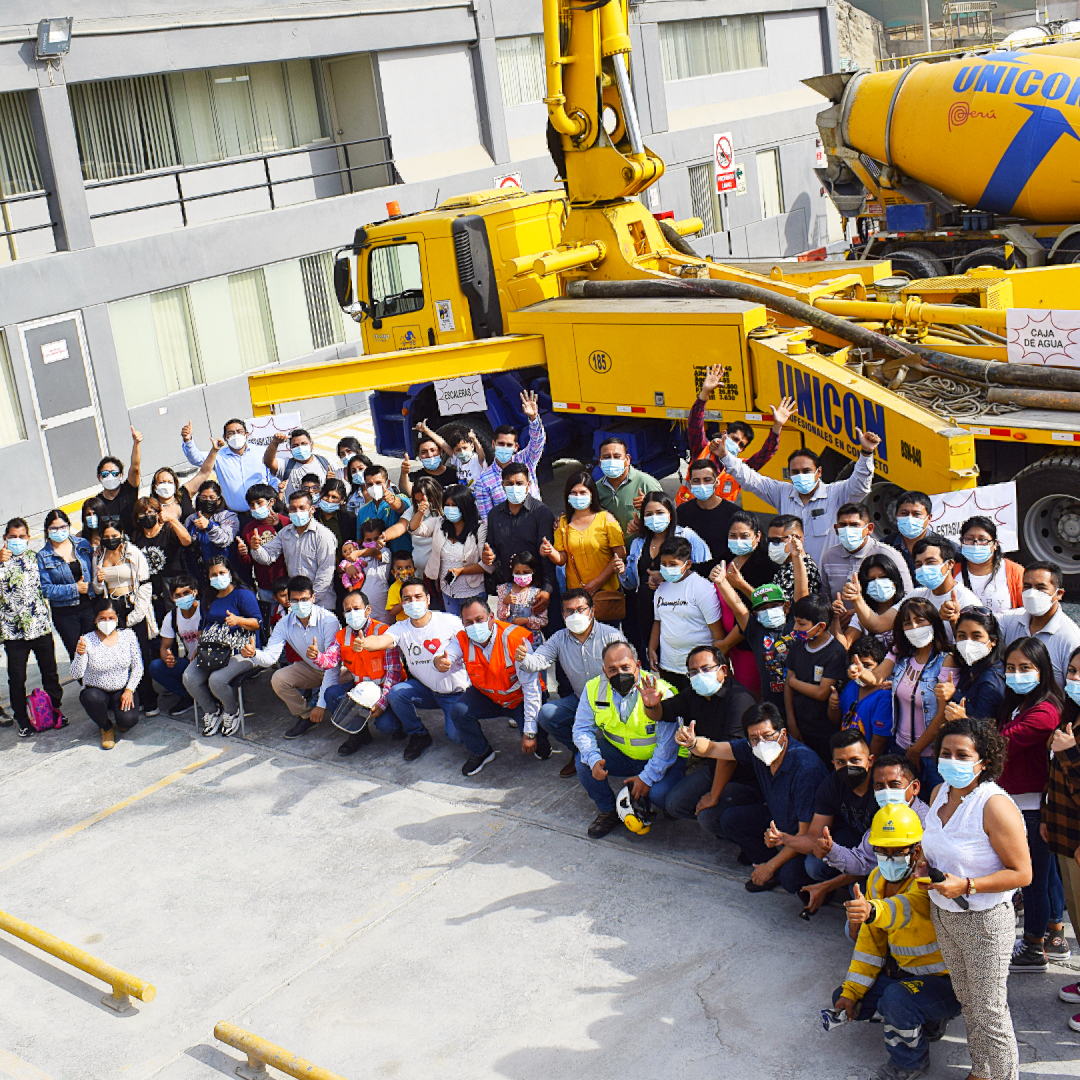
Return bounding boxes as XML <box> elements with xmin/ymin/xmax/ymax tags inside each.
<box><xmin>564</xmin><ymin>277</ymin><xmax>1080</xmax><ymax>395</ymax></box>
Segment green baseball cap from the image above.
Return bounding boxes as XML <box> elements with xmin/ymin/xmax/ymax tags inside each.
<box><xmin>750</xmin><ymin>583</ymin><xmax>785</xmax><ymax>608</ymax></box>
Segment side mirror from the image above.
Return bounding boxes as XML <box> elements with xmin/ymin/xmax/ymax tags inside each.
<box><xmin>333</xmin><ymin>254</ymin><xmax>353</xmax><ymax>308</ymax></box>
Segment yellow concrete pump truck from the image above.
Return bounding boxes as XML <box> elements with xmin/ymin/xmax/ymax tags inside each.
<box><xmin>246</xmin><ymin>0</ymin><xmax>1080</xmax><ymax>578</ymax></box>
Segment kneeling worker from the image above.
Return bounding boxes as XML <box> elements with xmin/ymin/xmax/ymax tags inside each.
<box><xmin>574</xmin><ymin>641</ymin><xmax>683</xmax><ymax>838</ymax></box>
<box><xmin>831</xmin><ymin>804</ymin><xmax>960</xmax><ymax>1080</ymax></box>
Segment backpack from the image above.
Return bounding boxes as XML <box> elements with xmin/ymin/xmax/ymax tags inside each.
<box><xmin>281</xmin><ymin>454</ymin><xmax>333</xmax><ymax>487</ymax></box>
<box><xmin>27</xmin><ymin>688</ymin><xmax>61</xmax><ymax>731</ymax></box>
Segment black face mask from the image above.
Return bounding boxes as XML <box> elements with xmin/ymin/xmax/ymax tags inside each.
<box><xmin>101</xmin><ymin>535</ymin><xmax>123</xmax><ymax>551</ymax></box>
<box><xmin>839</xmin><ymin>765</ymin><xmax>868</xmax><ymax>790</ymax></box>
<box><xmin>196</xmin><ymin>498</ymin><xmax>217</xmax><ymax>512</ymax></box>
<box><xmin>138</xmin><ymin>514</ymin><xmax>157</xmax><ymax>530</ymax></box>
<box><xmin>609</xmin><ymin>672</ymin><xmax>636</xmax><ymax>697</ymax></box>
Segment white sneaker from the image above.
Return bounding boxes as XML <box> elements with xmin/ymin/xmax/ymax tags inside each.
<box><xmin>199</xmin><ymin>710</ymin><xmax>222</xmax><ymax>737</ymax></box>
<box><xmin>220</xmin><ymin>711</ymin><xmax>241</xmax><ymax>737</ymax></box>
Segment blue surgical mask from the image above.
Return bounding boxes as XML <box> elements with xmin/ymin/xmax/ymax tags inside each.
<box><xmin>791</xmin><ymin>472</ymin><xmax>817</xmax><ymax>494</ymax></box>
<box><xmin>48</xmin><ymin>528</ymin><xmax>69</xmax><ymax>543</ymax></box>
<box><xmin>1066</xmin><ymin>680</ymin><xmax>1080</xmax><ymax>706</ymax></box>
<box><xmin>938</xmin><ymin>757</ymin><xmax>979</xmax><ymax>789</ymax></box>
<box><xmin>402</xmin><ymin>599</ymin><xmax>428</xmax><ymax>620</ymax></box>
<box><xmin>837</xmin><ymin>525</ymin><xmax>866</xmax><ymax>552</ymax></box>
<box><xmin>724</xmin><ymin>436</ymin><xmax>740</xmax><ymax>457</ymax></box>
<box><xmin>896</xmin><ymin>514</ymin><xmax>926</xmax><ymax>539</ymax></box>
<box><xmin>466</xmin><ymin>620</ymin><xmax>493</xmax><ymax>644</ymax></box>
<box><xmin>874</xmin><ymin>785</ymin><xmax>910</xmax><ymax>808</ymax></box>
<box><xmin>599</xmin><ymin>457</ymin><xmax>625</xmax><ymax>478</ymax></box>
<box><xmin>84</xmin><ymin>514</ymin><xmax>98</xmax><ymax>531</ymax></box>
<box><xmin>962</xmin><ymin>543</ymin><xmax>993</xmax><ymax>564</ymax></box>
<box><xmin>294</xmin><ymin>600</ymin><xmax>313</xmax><ymax>619</ymax></box>
<box><xmin>318</xmin><ymin>500</ymin><xmax>338</xmax><ymax>514</ymax></box>
<box><xmin>494</xmin><ymin>445</ymin><xmax>515</xmax><ymax>464</ymax></box>
<box><xmin>915</xmin><ymin>563</ymin><xmax>947</xmax><ymax>589</ymax></box>
<box><xmin>351</xmin><ymin>474</ymin><xmax>365</xmax><ymax>487</ymax></box>
<box><xmin>867</xmin><ymin>578</ymin><xmax>896</xmax><ymax>603</ymax></box>
<box><xmin>209</xmin><ymin>573</ymin><xmax>231</xmax><ymax>591</ymax></box>
<box><xmin>420</xmin><ymin>456</ymin><xmax>441</xmax><ymax>471</ymax></box>
<box><xmin>728</xmin><ymin>537</ymin><xmax>755</xmax><ymax>556</ymax></box>
<box><xmin>1005</xmin><ymin>671</ymin><xmax>1040</xmax><ymax>695</ymax></box>
<box><xmin>5</xmin><ymin>538</ymin><xmax>28</xmax><ymax>556</ymax></box>
<box><xmin>289</xmin><ymin>510</ymin><xmax>311</xmax><ymax>528</ymax></box>
<box><xmin>876</xmin><ymin>853</ymin><xmax>913</xmax><ymax>882</ymax></box>
<box><xmin>291</xmin><ymin>444</ymin><xmax>312</xmax><ymax>461</ymax></box>
<box><xmin>690</xmin><ymin>483</ymin><xmax>715</xmax><ymax>501</ymax></box>
<box><xmin>503</xmin><ymin>485</ymin><xmax>527</xmax><ymax>505</ymax></box>
<box><xmin>341</xmin><ymin>452</ymin><xmax>355</xmax><ymax>466</ymax></box>
<box><xmin>345</xmin><ymin>609</ymin><xmax>368</xmax><ymax>631</ymax></box>
<box><xmin>443</xmin><ymin>504</ymin><xmax>463</xmax><ymax>522</ymax></box>
<box><xmin>568</xmin><ymin>494</ymin><xmax>592</xmax><ymax>511</ymax></box>
<box><xmin>455</xmin><ymin>449</ymin><xmax>473</xmax><ymax>465</ymax></box>
<box><xmin>757</xmin><ymin>607</ymin><xmax>786</xmax><ymax>629</ymax></box>
<box><xmin>690</xmin><ymin>670</ymin><xmax>722</xmax><ymax>696</ymax></box>
<box><xmin>644</xmin><ymin>513</ymin><xmax>669</xmax><ymax>533</ymax></box>
<box><xmin>659</xmin><ymin>564</ymin><xmax>685</xmax><ymax>582</ymax></box>
<box><xmin>251</xmin><ymin>504</ymin><xmax>270</xmax><ymax>520</ymax></box>
<box><xmin>175</xmin><ymin>593</ymin><xmax>196</xmax><ymax>611</ymax></box>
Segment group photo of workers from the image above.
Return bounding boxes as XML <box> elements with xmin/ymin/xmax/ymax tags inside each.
<box><xmin>2</xmin><ymin>360</ymin><xmax>1079</xmax><ymax>1080</ymax></box>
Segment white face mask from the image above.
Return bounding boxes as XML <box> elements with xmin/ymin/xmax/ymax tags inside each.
<box><xmin>956</xmin><ymin>639</ymin><xmax>991</xmax><ymax>666</ymax></box>
<box><xmin>565</xmin><ymin>611</ymin><xmax>592</xmax><ymax>634</ymax></box>
<box><xmin>227</xmin><ymin>433</ymin><xmax>247</xmax><ymax>450</ymax></box>
<box><xmin>155</xmin><ymin>482</ymin><xmax>176</xmax><ymax>499</ymax></box>
<box><xmin>752</xmin><ymin>735</ymin><xmax>784</xmax><ymax>766</ymax></box>
<box><xmin>767</xmin><ymin>541</ymin><xmax>788</xmax><ymax>565</ymax></box>
<box><xmin>1022</xmin><ymin>588</ymin><xmax>1055</xmax><ymax>617</ymax></box>
<box><xmin>904</xmin><ymin>624</ymin><xmax>934</xmax><ymax>649</ymax></box>
<box><xmin>100</xmin><ymin>473</ymin><xmax>122</xmax><ymax>491</ymax></box>
<box><xmin>97</xmin><ymin>619</ymin><xmax>118</xmax><ymax>636</ymax></box>
<box><xmin>368</xmin><ymin>484</ymin><xmax>385</xmax><ymax>502</ymax></box>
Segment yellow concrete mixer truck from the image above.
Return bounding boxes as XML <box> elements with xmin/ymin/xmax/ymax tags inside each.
<box><xmin>813</xmin><ymin>39</ymin><xmax>1080</xmax><ymax>274</ymax></box>
<box><xmin>246</xmin><ymin>0</ymin><xmax>1080</xmax><ymax>579</ymax></box>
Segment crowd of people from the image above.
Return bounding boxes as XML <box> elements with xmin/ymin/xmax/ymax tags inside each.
<box><xmin>2</xmin><ymin>365</ymin><xmax>1079</xmax><ymax>1080</ymax></box>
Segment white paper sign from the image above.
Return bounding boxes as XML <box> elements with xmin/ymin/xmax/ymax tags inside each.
<box><xmin>814</xmin><ymin>137</ymin><xmax>827</xmax><ymax>169</ymax></box>
<box><xmin>434</xmin><ymin>376</ymin><xmax>486</xmax><ymax>415</ymax></box>
<box><xmin>494</xmin><ymin>172</ymin><xmax>522</xmax><ymax>189</ymax></box>
<box><xmin>435</xmin><ymin>300</ymin><xmax>456</xmax><ymax>332</ymax></box>
<box><xmin>735</xmin><ymin>162</ymin><xmax>747</xmax><ymax>197</ymax></box>
<box><xmin>714</xmin><ymin>132</ymin><xmax>736</xmax><ymax>193</ymax></box>
<box><xmin>1006</xmin><ymin>308</ymin><xmax>1080</xmax><ymax>368</ymax></box>
<box><xmin>245</xmin><ymin>411</ymin><xmax>301</xmax><ymax>449</ymax></box>
<box><xmin>929</xmin><ymin>481</ymin><xmax>1018</xmax><ymax>552</ymax></box>
<box><xmin>41</xmin><ymin>339</ymin><xmax>69</xmax><ymax>364</ymax></box>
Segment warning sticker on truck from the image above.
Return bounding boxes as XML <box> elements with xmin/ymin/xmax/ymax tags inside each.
<box><xmin>693</xmin><ymin>364</ymin><xmax>740</xmax><ymax>403</ymax></box>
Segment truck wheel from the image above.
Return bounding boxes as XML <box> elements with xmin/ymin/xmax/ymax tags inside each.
<box><xmin>955</xmin><ymin>246</ymin><xmax>1010</xmax><ymax>273</ymax></box>
<box><xmin>1015</xmin><ymin>453</ymin><xmax>1080</xmax><ymax>578</ymax></box>
<box><xmin>885</xmin><ymin>248</ymin><xmax>947</xmax><ymax>280</ymax></box>
<box><xmin>867</xmin><ymin>481</ymin><xmax>903</xmax><ymax>538</ymax></box>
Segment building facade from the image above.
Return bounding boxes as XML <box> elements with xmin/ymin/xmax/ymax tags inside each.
<box><xmin>0</xmin><ymin>0</ymin><xmax>839</xmax><ymax>519</ymax></box>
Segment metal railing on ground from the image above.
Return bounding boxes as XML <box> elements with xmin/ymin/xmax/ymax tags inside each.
<box><xmin>214</xmin><ymin>1023</ymin><xmax>349</xmax><ymax>1080</ymax></box>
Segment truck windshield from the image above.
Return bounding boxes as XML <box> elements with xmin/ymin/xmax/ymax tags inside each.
<box><xmin>368</xmin><ymin>243</ymin><xmax>424</xmax><ymax>320</ymax></box>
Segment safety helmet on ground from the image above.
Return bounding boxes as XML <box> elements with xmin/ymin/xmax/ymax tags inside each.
<box><xmin>868</xmin><ymin>804</ymin><xmax>923</xmax><ymax>847</ymax></box>
<box><xmin>616</xmin><ymin>784</ymin><xmax>656</xmax><ymax>835</ymax></box>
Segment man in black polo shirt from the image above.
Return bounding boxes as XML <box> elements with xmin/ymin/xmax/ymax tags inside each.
<box><xmin>677</xmin><ymin>458</ymin><xmax>738</xmax><ymax>564</ymax></box>
<box><xmin>662</xmin><ymin>645</ymin><xmax>757</xmax><ymax>834</ymax></box>
<box><xmin>480</xmin><ymin>461</ymin><xmax>557</xmax><ymax>617</ymax></box>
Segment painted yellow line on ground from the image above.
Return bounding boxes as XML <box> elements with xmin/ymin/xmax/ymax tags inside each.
<box><xmin>0</xmin><ymin>749</ymin><xmax>226</xmax><ymax>874</ymax></box>
<box><xmin>0</xmin><ymin>1048</ymin><xmax>51</xmax><ymax>1080</ymax></box>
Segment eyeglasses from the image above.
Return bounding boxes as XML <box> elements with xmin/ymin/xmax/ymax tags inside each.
<box><xmin>747</xmin><ymin>731</ymin><xmax>782</xmax><ymax>747</ymax></box>
<box><xmin>961</xmin><ymin>537</ymin><xmax>993</xmax><ymax>546</ymax></box>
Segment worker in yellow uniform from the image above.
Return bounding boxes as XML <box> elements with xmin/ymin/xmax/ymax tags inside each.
<box><xmin>830</xmin><ymin>804</ymin><xmax>961</xmax><ymax>1080</ymax></box>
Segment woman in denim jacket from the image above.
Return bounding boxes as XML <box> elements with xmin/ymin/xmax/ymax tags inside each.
<box><xmin>37</xmin><ymin>508</ymin><xmax>96</xmax><ymax>660</ymax></box>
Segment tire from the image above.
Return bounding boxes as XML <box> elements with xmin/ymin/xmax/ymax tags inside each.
<box><xmin>867</xmin><ymin>481</ymin><xmax>903</xmax><ymax>539</ymax></box>
<box><xmin>884</xmin><ymin>248</ymin><xmax>947</xmax><ymax>280</ymax></box>
<box><xmin>1052</xmin><ymin>236</ymin><xmax>1080</xmax><ymax>265</ymax></box>
<box><xmin>436</xmin><ymin>414</ymin><xmax>493</xmax><ymax>459</ymax></box>
<box><xmin>1014</xmin><ymin>453</ymin><xmax>1080</xmax><ymax>578</ymax></box>
<box><xmin>955</xmin><ymin>246</ymin><xmax>1011</xmax><ymax>273</ymax></box>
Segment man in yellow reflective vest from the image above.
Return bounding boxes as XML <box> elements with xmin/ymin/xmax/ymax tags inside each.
<box><xmin>573</xmin><ymin>640</ymin><xmax>684</xmax><ymax>838</ymax></box>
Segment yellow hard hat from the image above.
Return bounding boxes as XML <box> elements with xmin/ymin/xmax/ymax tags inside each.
<box><xmin>868</xmin><ymin>804</ymin><xmax>923</xmax><ymax>847</ymax></box>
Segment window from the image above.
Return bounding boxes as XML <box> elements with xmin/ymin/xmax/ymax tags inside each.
<box><xmin>70</xmin><ymin>60</ymin><xmax>328</xmax><ymax>181</ymax></box>
<box><xmin>229</xmin><ymin>269</ymin><xmax>279</xmax><ymax>370</ymax></box>
<box><xmin>659</xmin><ymin>16</ymin><xmax>766</xmax><ymax>80</ymax></box>
<box><xmin>301</xmin><ymin>252</ymin><xmax>345</xmax><ymax>349</ymax></box>
<box><xmin>0</xmin><ymin>91</ymin><xmax>43</xmax><ymax>195</ymax></box>
<box><xmin>368</xmin><ymin>244</ymin><xmax>424</xmax><ymax>320</ymax></box>
<box><xmin>0</xmin><ymin>331</ymin><xmax>26</xmax><ymax>447</ymax></box>
<box><xmin>496</xmin><ymin>35</ymin><xmax>546</xmax><ymax>107</ymax></box>
<box><xmin>756</xmin><ymin>148</ymin><xmax>784</xmax><ymax>219</ymax></box>
<box><xmin>688</xmin><ymin>162</ymin><xmax>716</xmax><ymax>235</ymax></box>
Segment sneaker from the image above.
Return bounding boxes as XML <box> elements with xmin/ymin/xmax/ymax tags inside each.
<box><xmin>100</xmin><ymin>727</ymin><xmax>114</xmax><ymax>750</ymax></box>
<box><xmin>169</xmin><ymin>698</ymin><xmax>194</xmax><ymax>717</ymax></box>
<box><xmin>1010</xmin><ymin>937</ymin><xmax>1049</xmax><ymax>973</ymax></box>
<box><xmin>745</xmin><ymin>876</ymin><xmax>780</xmax><ymax>893</ymax></box>
<box><xmin>220</xmin><ymin>711</ymin><xmax>241</xmax><ymax>737</ymax></box>
<box><xmin>199</xmin><ymin>711</ymin><xmax>223</xmax><ymax>737</ymax></box>
<box><xmin>57</xmin><ymin>712</ymin><xmax>69</xmax><ymax>728</ymax></box>
<box><xmin>338</xmin><ymin>727</ymin><xmax>373</xmax><ymax>756</ymax></box>
<box><xmin>1047</xmin><ymin>932</ymin><xmax>1072</xmax><ymax>961</ymax></box>
<box><xmin>17</xmin><ymin>726</ymin><xmax>33</xmax><ymax>738</ymax></box>
<box><xmin>403</xmin><ymin>731</ymin><xmax>433</xmax><ymax>761</ymax></box>
<box><xmin>144</xmin><ymin>707</ymin><xmax>160</xmax><ymax>718</ymax></box>
<box><xmin>462</xmin><ymin>747</ymin><xmax>496</xmax><ymax>776</ymax></box>
<box><xmin>587</xmin><ymin>810</ymin><xmax>620</xmax><ymax>838</ymax></box>
<box><xmin>284</xmin><ymin>716</ymin><xmax>315</xmax><ymax>739</ymax></box>
<box><xmin>1070</xmin><ymin>1013</ymin><xmax>1080</xmax><ymax>1033</ymax></box>
<box><xmin>534</xmin><ymin>733</ymin><xmax>553</xmax><ymax>761</ymax></box>
<box><xmin>0</xmin><ymin>714</ymin><xmax>12</xmax><ymax>727</ymax></box>
<box><xmin>1059</xmin><ymin>982</ymin><xmax>1080</xmax><ymax>1003</ymax></box>
<box><xmin>868</xmin><ymin>1060</ymin><xmax>929</xmax><ymax>1080</ymax></box>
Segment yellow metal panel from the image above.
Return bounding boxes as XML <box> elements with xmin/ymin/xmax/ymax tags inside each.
<box><xmin>1006</xmin><ymin>264</ymin><xmax>1080</xmax><ymax>308</ymax></box>
<box><xmin>247</xmin><ymin>335</ymin><xmax>547</xmax><ymax>414</ymax></box>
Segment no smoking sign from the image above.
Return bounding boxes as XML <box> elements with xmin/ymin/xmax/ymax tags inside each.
<box><xmin>714</xmin><ymin>131</ymin><xmax>736</xmax><ymax>193</ymax></box>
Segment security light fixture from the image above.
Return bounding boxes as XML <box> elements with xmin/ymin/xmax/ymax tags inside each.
<box><xmin>36</xmin><ymin>17</ymin><xmax>73</xmax><ymax>60</ymax></box>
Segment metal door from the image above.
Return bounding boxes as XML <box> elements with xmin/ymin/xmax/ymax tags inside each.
<box><xmin>18</xmin><ymin>311</ymin><xmax>106</xmax><ymax>504</ymax></box>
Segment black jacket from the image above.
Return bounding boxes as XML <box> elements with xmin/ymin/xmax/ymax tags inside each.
<box><xmin>484</xmin><ymin>495</ymin><xmax>557</xmax><ymax>594</ymax></box>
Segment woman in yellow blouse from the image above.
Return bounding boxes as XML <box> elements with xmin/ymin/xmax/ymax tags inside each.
<box><xmin>541</xmin><ymin>471</ymin><xmax>626</xmax><ymax>598</ymax></box>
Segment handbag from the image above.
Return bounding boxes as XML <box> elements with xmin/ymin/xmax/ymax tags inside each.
<box><xmin>562</xmin><ymin>516</ymin><xmax>626</xmax><ymax>622</ymax></box>
<box><xmin>194</xmin><ymin>623</ymin><xmax>248</xmax><ymax>672</ymax></box>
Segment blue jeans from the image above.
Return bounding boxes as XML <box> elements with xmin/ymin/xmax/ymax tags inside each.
<box><xmin>832</xmin><ymin>974</ymin><xmax>961</xmax><ymax>1070</ymax></box>
<box><xmin>537</xmin><ymin>694</ymin><xmax>578</xmax><ymax>752</ymax></box>
<box><xmin>387</xmin><ymin>679</ymin><xmax>490</xmax><ymax>757</ymax></box>
<box><xmin>575</xmin><ymin>734</ymin><xmax>687</xmax><ymax>814</ymax></box>
<box><xmin>442</xmin><ymin>593</ymin><xmax>488</xmax><ymax>617</ymax></box>
<box><xmin>1022</xmin><ymin>807</ymin><xmax>1065</xmax><ymax>939</ymax></box>
<box><xmin>720</xmin><ymin>796</ymin><xmax>814</xmax><ymax>893</ymax></box>
<box><xmin>449</xmin><ymin>685</ymin><xmax>523</xmax><ymax>732</ymax></box>
<box><xmin>322</xmin><ymin>679</ymin><xmax>402</xmax><ymax>737</ymax></box>
<box><xmin>149</xmin><ymin>656</ymin><xmax>190</xmax><ymax>701</ymax></box>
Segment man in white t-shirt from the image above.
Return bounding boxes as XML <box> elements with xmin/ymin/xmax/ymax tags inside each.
<box><xmin>908</xmin><ymin>537</ymin><xmax>979</xmax><ymax>639</ymax></box>
<box><xmin>357</xmin><ymin>577</ymin><xmax>491</xmax><ymax>767</ymax></box>
<box><xmin>150</xmin><ymin>575</ymin><xmax>203</xmax><ymax>716</ymax></box>
<box><xmin>649</xmin><ymin>537</ymin><xmax>725</xmax><ymax>694</ymax></box>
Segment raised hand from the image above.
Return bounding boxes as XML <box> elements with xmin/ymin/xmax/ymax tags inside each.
<box><xmin>939</xmin><ymin>588</ymin><xmax>961</xmax><ymax>623</ymax></box>
<box><xmin>236</xmin><ymin>537</ymin><xmax>248</xmax><ymax>558</ymax></box>
<box><xmin>193</xmin><ymin>513</ymin><xmax>209</xmax><ymax>531</ymax></box>
<box><xmin>75</xmin><ymin>635</ymin><xmax>88</xmax><ymax>656</ymax></box>
<box><xmin>841</xmin><ymin>571</ymin><xmax>861</xmax><ymax>603</ymax></box>
<box><xmin>675</xmin><ymin>721</ymin><xmax>697</xmax><ymax>748</ymax></box>
<box><xmin>785</xmin><ymin>533</ymin><xmax>805</xmax><ymax>559</ymax></box>
<box><xmin>933</xmin><ymin>679</ymin><xmax>956</xmax><ymax>706</ymax></box>
<box><xmin>844</xmin><ymin>882</ymin><xmax>873</xmax><ymax>925</ymax></box>
<box><xmin>241</xmin><ymin>636</ymin><xmax>257</xmax><ymax>659</ymax></box>
<box><xmin>857</xmin><ymin>428</ymin><xmax>881</xmax><ymax>454</ymax></box>
<box><xmin>701</xmin><ymin>363</ymin><xmax>726</xmax><ymax>395</ymax></box>
<box><xmin>631</xmin><ymin>486</ymin><xmax>646</xmax><ymax>511</ymax></box>
<box><xmin>213</xmin><ymin>437</ymin><xmax>226</xmax><ymax>450</ymax></box>
<box><xmin>771</xmin><ymin>396</ymin><xmax>796</xmax><ymax>428</ymax></box>
<box><xmin>1052</xmin><ymin>724</ymin><xmax>1078</xmax><ymax>754</ymax></box>
<box><xmin>520</xmin><ymin>389</ymin><xmax>539</xmax><ymax>420</ymax></box>
<box><xmin>832</xmin><ymin>592</ymin><xmax>846</xmax><ymax>618</ymax></box>
<box><xmin>625</xmin><ymin>517</ymin><xmax>639</xmax><ymax>538</ymax></box>
<box><xmin>514</xmin><ymin>640</ymin><xmax>528</xmax><ymax>663</ymax></box>
<box><xmin>130</xmin><ymin>425</ymin><xmax>143</xmax><ymax>444</ymax></box>
<box><xmin>433</xmin><ymin>652</ymin><xmax>452</xmax><ymax>673</ymax></box>
<box><xmin>306</xmin><ymin>635</ymin><xmax>319</xmax><ymax>660</ymax></box>
<box><xmin>639</xmin><ymin>673</ymin><xmax>662</xmax><ymax>709</ymax></box>
<box><xmin>248</xmin><ymin>530</ymin><xmax>263</xmax><ymax>551</ymax></box>
<box><xmin>709</xmin><ymin>561</ymin><xmax>726</xmax><ymax>586</ymax></box>
<box><xmin>812</xmin><ymin>825</ymin><xmax>833</xmax><ymax>859</ymax></box>
<box><xmin>415</xmin><ymin>494</ymin><xmax>429</xmax><ymax>516</ymax></box>
<box><xmin>401</xmin><ymin>454</ymin><xmax>412</xmax><ymax>476</ymax></box>
<box><xmin>482</xmin><ymin>543</ymin><xmax>495</xmax><ymax>569</ymax></box>
<box><xmin>181</xmin><ymin>419</ymin><xmax>193</xmax><ymax>442</ymax></box>
<box><xmin>539</xmin><ymin>537</ymin><xmax>555</xmax><ymax>558</ymax></box>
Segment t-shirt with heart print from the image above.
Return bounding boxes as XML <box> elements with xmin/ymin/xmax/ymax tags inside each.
<box><xmin>386</xmin><ymin>611</ymin><xmax>469</xmax><ymax>695</ymax></box>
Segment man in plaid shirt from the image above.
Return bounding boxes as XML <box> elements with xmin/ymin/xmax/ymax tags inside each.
<box><xmin>473</xmin><ymin>390</ymin><xmax>546</xmax><ymax>520</ymax></box>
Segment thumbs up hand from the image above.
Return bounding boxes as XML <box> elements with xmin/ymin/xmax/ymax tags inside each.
<box><xmin>812</xmin><ymin>825</ymin><xmax>833</xmax><ymax>859</ymax></box>
<box><xmin>241</xmin><ymin>636</ymin><xmax>257</xmax><ymax>659</ymax></box>
<box><xmin>832</xmin><ymin>591</ymin><xmax>846</xmax><ymax>617</ymax></box>
<box><xmin>841</xmin><ymin>571</ymin><xmax>861</xmax><ymax>603</ymax></box>
<box><xmin>844</xmin><ymin>881</ymin><xmax>873</xmax><ymax>925</ymax></box>
<box><xmin>764</xmin><ymin>819</ymin><xmax>784</xmax><ymax>848</ymax></box>
<box><xmin>181</xmin><ymin>419</ymin><xmax>193</xmax><ymax>442</ymax></box>
<box><xmin>940</xmin><ymin>587</ymin><xmax>961</xmax><ymax>623</ymax></box>
<box><xmin>307</xmin><ymin>635</ymin><xmax>319</xmax><ymax>660</ymax></box>
<box><xmin>482</xmin><ymin>543</ymin><xmax>495</xmax><ymax>569</ymax></box>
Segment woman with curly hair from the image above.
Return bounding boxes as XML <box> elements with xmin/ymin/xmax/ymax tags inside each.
<box><xmin>920</xmin><ymin>715</ymin><xmax>1032</xmax><ymax>1080</ymax></box>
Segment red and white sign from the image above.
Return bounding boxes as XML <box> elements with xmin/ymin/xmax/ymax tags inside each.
<box><xmin>1006</xmin><ymin>308</ymin><xmax>1080</xmax><ymax>368</ymax></box>
<box><xmin>714</xmin><ymin>132</ymin><xmax>736</xmax><ymax>193</ymax></box>
<box><xmin>814</xmin><ymin>137</ymin><xmax>827</xmax><ymax>169</ymax></box>
<box><xmin>494</xmin><ymin>172</ymin><xmax>522</xmax><ymax>189</ymax></box>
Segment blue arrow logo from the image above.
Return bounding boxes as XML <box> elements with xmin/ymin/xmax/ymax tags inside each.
<box><xmin>977</xmin><ymin>104</ymin><xmax>1080</xmax><ymax>214</ymax></box>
